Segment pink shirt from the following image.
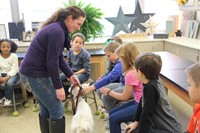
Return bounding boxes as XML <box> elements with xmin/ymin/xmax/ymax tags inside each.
<box><xmin>125</xmin><ymin>69</ymin><xmax>143</xmax><ymax>103</ymax></box>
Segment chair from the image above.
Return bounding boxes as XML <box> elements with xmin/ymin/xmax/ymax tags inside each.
<box><xmin>0</xmin><ymin>80</ymin><xmax>29</xmax><ymax>117</ymax></box>
<box><xmin>83</xmin><ymin>79</ymin><xmax>98</xmax><ymax>111</ymax></box>
<box><xmin>64</xmin><ymin>78</ymin><xmax>98</xmax><ymax>114</ymax></box>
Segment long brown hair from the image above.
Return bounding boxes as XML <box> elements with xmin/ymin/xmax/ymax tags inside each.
<box><xmin>116</xmin><ymin>42</ymin><xmax>140</xmax><ymax>72</ymax></box>
<box><xmin>41</xmin><ymin>6</ymin><xmax>86</xmax><ymax>28</ymax></box>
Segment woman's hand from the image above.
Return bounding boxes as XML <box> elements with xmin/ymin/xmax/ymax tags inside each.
<box><xmin>69</xmin><ymin>74</ymin><xmax>80</xmax><ymax>85</ymax></box>
<box><xmin>125</xmin><ymin>121</ymin><xmax>139</xmax><ymax>133</ymax></box>
<box><xmin>56</xmin><ymin>88</ymin><xmax>66</xmax><ymax>102</ymax></box>
<box><xmin>100</xmin><ymin>88</ymin><xmax>110</xmax><ymax>95</ymax></box>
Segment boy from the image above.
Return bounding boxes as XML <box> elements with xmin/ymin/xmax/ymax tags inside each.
<box><xmin>83</xmin><ymin>42</ymin><xmax>124</xmax><ymax>110</ymax></box>
<box><xmin>185</xmin><ymin>63</ymin><xmax>200</xmax><ymax>133</ymax></box>
<box><xmin>125</xmin><ymin>53</ymin><xmax>183</xmax><ymax>133</ymax></box>
<box><xmin>97</xmin><ymin>36</ymin><xmax>123</xmax><ymax>83</ymax></box>
<box><xmin>60</xmin><ymin>33</ymin><xmax>90</xmax><ymax>95</ymax></box>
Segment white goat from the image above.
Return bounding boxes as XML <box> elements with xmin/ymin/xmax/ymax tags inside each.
<box><xmin>70</xmin><ymin>85</ymin><xmax>94</xmax><ymax>133</ymax></box>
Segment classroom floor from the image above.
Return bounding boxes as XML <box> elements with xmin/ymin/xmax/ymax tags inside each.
<box><xmin>0</xmin><ymin>90</ymin><xmax>193</xmax><ymax>133</ymax></box>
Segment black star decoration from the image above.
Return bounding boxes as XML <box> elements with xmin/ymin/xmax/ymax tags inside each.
<box><xmin>125</xmin><ymin>1</ymin><xmax>155</xmax><ymax>32</ymax></box>
<box><xmin>105</xmin><ymin>6</ymin><xmax>136</xmax><ymax>36</ymax></box>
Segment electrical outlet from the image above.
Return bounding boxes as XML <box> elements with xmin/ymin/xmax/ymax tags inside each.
<box><xmin>11</xmin><ymin>39</ymin><xmax>19</xmax><ymax>44</ymax></box>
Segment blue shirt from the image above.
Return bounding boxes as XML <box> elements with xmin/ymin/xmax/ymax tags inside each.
<box><xmin>94</xmin><ymin>60</ymin><xmax>124</xmax><ymax>89</ymax></box>
<box><xmin>20</xmin><ymin>21</ymin><xmax>73</xmax><ymax>89</ymax></box>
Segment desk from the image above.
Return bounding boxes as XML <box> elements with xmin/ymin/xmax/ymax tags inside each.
<box><xmin>154</xmin><ymin>52</ymin><xmax>195</xmax><ymax>106</ymax></box>
<box><xmin>155</xmin><ymin>51</ymin><xmax>194</xmax><ymax>70</ymax></box>
<box><xmin>16</xmin><ymin>49</ymin><xmax>106</xmax><ymax>79</ymax></box>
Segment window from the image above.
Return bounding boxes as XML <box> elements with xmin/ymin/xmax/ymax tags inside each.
<box><xmin>0</xmin><ymin>0</ymin><xmax>181</xmax><ymax>38</ymax></box>
<box><xmin>0</xmin><ymin>0</ymin><xmax>12</xmax><ymax>38</ymax></box>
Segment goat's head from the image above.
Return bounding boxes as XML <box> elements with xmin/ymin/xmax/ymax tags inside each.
<box><xmin>69</xmin><ymin>84</ymin><xmax>83</xmax><ymax>114</ymax></box>
<box><xmin>69</xmin><ymin>84</ymin><xmax>82</xmax><ymax>98</ymax></box>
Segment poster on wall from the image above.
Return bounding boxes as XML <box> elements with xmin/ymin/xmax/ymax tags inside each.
<box><xmin>0</xmin><ymin>24</ymin><xmax>7</xmax><ymax>39</ymax></box>
<box><xmin>180</xmin><ymin>11</ymin><xmax>196</xmax><ymax>36</ymax></box>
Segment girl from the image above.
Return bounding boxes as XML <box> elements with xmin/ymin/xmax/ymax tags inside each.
<box><xmin>100</xmin><ymin>42</ymin><xmax>143</xmax><ymax>133</ymax></box>
<box><xmin>0</xmin><ymin>39</ymin><xmax>19</xmax><ymax>106</ymax></box>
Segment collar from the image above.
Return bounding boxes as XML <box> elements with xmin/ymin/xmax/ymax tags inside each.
<box><xmin>60</xmin><ymin>21</ymin><xmax>71</xmax><ymax>51</ymax></box>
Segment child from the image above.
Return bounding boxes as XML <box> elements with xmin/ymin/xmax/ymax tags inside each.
<box><xmin>97</xmin><ymin>36</ymin><xmax>123</xmax><ymax>83</ymax></box>
<box><xmin>61</xmin><ymin>33</ymin><xmax>90</xmax><ymax>95</ymax></box>
<box><xmin>125</xmin><ymin>53</ymin><xmax>183</xmax><ymax>133</ymax></box>
<box><xmin>83</xmin><ymin>42</ymin><xmax>124</xmax><ymax>109</ymax></box>
<box><xmin>100</xmin><ymin>43</ymin><xmax>143</xmax><ymax>133</ymax></box>
<box><xmin>185</xmin><ymin>63</ymin><xmax>200</xmax><ymax>133</ymax></box>
<box><xmin>96</xmin><ymin>36</ymin><xmax>123</xmax><ymax>112</ymax></box>
<box><xmin>0</xmin><ymin>39</ymin><xmax>19</xmax><ymax>106</ymax></box>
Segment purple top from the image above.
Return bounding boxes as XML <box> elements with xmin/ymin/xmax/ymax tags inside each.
<box><xmin>20</xmin><ymin>21</ymin><xmax>73</xmax><ymax>89</ymax></box>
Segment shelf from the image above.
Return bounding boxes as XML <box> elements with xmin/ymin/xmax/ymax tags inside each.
<box><xmin>179</xmin><ymin>5</ymin><xmax>200</xmax><ymax>11</ymax></box>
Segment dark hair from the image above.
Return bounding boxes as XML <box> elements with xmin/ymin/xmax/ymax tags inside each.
<box><xmin>72</xmin><ymin>33</ymin><xmax>85</xmax><ymax>44</ymax></box>
<box><xmin>135</xmin><ymin>53</ymin><xmax>162</xmax><ymax>80</ymax></box>
<box><xmin>0</xmin><ymin>39</ymin><xmax>18</xmax><ymax>53</ymax></box>
<box><xmin>41</xmin><ymin>6</ymin><xmax>86</xmax><ymax>28</ymax></box>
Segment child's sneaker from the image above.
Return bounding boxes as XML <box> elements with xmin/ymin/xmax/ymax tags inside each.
<box><xmin>101</xmin><ymin>108</ymin><xmax>108</xmax><ymax>113</ymax></box>
<box><xmin>0</xmin><ymin>97</ymin><xmax>5</xmax><ymax>104</ymax></box>
<box><xmin>98</xmin><ymin>105</ymin><xmax>107</xmax><ymax>112</ymax></box>
<box><xmin>3</xmin><ymin>98</ymin><xmax>12</xmax><ymax>106</ymax></box>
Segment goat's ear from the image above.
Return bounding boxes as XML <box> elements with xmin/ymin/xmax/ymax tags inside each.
<box><xmin>68</xmin><ymin>86</ymin><xmax>72</xmax><ymax>93</ymax></box>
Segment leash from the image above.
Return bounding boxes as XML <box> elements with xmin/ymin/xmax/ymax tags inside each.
<box><xmin>70</xmin><ymin>84</ymin><xmax>83</xmax><ymax>115</ymax></box>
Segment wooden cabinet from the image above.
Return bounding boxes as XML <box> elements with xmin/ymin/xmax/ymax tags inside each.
<box><xmin>164</xmin><ymin>42</ymin><xmax>199</xmax><ymax>62</ymax></box>
<box><xmin>135</xmin><ymin>41</ymin><xmax>164</xmax><ymax>53</ymax></box>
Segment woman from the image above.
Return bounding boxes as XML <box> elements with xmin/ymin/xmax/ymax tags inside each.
<box><xmin>20</xmin><ymin>6</ymin><xmax>85</xmax><ymax>133</ymax></box>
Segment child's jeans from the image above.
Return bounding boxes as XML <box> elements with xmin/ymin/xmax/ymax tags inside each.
<box><xmin>0</xmin><ymin>73</ymin><xmax>19</xmax><ymax>99</ymax></box>
<box><xmin>109</xmin><ymin>100</ymin><xmax>138</xmax><ymax>133</ymax></box>
<box><xmin>60</xmin><ymin>73</ymin><xmax>89</xmax><ymax>95</ymax></box>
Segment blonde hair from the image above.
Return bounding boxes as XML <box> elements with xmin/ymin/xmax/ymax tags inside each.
<box><xmin>104</xmin><ymin>41</ymin><xmax>120</xmax><ymax>53</ymax></box>
<box><xmin>186</xmin><ymin>63</ymin><xmax>200</xmax><ymax>87</ymax></box>
<box><xmin>116</xmin><ymin>42</ymin><xmax>140</xmax><ymax>72</ymax></box>
<box><xmin>41</xmin><ymin>6</ymin><xmax>85</xmax><ymax>28</ymax></box>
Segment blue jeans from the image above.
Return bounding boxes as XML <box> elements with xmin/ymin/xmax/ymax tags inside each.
<box><xmin>60</xmin><ymin>72</ymin><xmax>89</xmax><ymax>95</ymax></box>
<box><xmin>0</xmin><ymin>73</ymin><xmax>19</xmax><ymax>99</ymax></box>
<box><xmin>109</xmin><ymin>100</ymin><xmax>138</xmax><ymax>133</ymax></box>
<box><xmin>97</xmin><ymin>83</ymin><xmax>124</xmax><ymax>111</ymax></box>
<box><xmin>20</xmin><ymin>73</ymin><xmax>64</xmax><ymax>119</ymax></box>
